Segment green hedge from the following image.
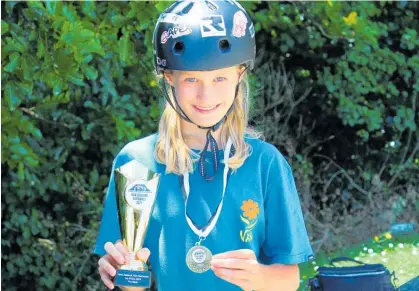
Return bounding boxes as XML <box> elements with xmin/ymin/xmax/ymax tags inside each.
<box><xmin>1</xmin><ymin>1</ymin><xmax>418</xmax><ymax>290</ymax></box>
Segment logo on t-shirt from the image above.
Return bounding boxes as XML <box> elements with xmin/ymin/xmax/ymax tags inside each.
<box><xmin>239</xmin><ymin>199</ymin><xmax>260</xmax><ymax>243</ymax></box>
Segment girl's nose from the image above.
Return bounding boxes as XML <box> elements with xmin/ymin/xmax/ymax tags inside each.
<box><xmin>197</xmin><ymin>83</ymin><xmax>213</xmax><ymax>101</ymax></box>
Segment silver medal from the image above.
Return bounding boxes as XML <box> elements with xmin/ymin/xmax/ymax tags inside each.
<box><xmin>186</xmin><ymin>245</ymin><xmax>212</xmax><ymax>273</ymax></box>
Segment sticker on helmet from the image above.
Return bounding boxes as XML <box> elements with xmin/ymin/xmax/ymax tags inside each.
<box><xmin>157</xmin><ymin>57</ymin><xmax>166</xmax><ymax>67</ymax></box>
<box><xmin>249</xmin><ymin>23</ymin><xmax>255</xmax><ymax>38</ymax></box>
<box><xmin>232</xmin><ymin>11</ymin><xmax>247</xmax><ymax>38</ymax></box>
<box><xmin>161</xmin><ymin>24</ymin><xmax>192</xmax><ymax>44</ymax></box>
<box><xmin>160</xmin><ymin>13</ymin><xmax>183</xmax><ymax>24</ymax></box>
<box><xmin>200</xmin><ymin>15</ymin><xmax>226</xmax><ymax>37</ymax></box>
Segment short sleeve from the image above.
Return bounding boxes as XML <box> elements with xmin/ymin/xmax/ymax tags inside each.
<box><xmin>259</xmin><ymin>149</ymin><xmax>315</xmax><ymax>265</ymax></box>
<box><xmin>92</xmin><ymin>159</ymin><xmax>122</xmax><ymax>256</ymax></box>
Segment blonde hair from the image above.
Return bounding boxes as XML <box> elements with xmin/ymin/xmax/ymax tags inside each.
<box><xmin>155</xmin><ymin>68</ymin><xmax>261</xmax><ymax>175</ymax></box>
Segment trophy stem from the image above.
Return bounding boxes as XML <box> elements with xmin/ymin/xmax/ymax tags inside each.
<box><xmin>119</xmin><ymin>253</ymin><xmax>147</xmax><ymax>271</ymax></box>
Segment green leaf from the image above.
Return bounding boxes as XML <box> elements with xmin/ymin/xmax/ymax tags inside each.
<box><xmin>20</xmin><ymin>81</ymin><xmax>34</xmax><ymax>96</ymax></box>
<box><xmin>21</xmin><ymin>57</ymin><xmax>31</xmax><ymax>80</ymax></box>
<box><xmin>248</xmin><ymin>220</ymin><xmax>257</xmax><ymax>229</ymax></box>
<box><xmin>84</xmin><ymin>40</ymin><xmax>105</xmax><ymax>56</ymax></box>
<box><xmin>118</xmin><ymin>34</ymin><xmax>134</xmax><ymax>64</ymax></box>
<box><xmin>4</xmin><ymin>52</ymin><xmax>21</xmax><ymax>73</ymax></box>
<box><xmin>82</xmin><ymin>54</ymin><xmax>93</xmax><ymax>64</ymax></box>
<box><xmin>27</xmin><ymin>1</ymin><xmax>45</xmax><ymax>16</ymax></box>
<box><xmin>45</xmin><ymin>1</ymin><xmax>61</xmax><ymax>15</ymax></box>
<box><xmin>81</xmin><ymin>64</ymin><xmax>98</xmax><ymax>80</ymax></box>
<box><xmin>4</xmin><ymin>83</ymin><xmax>21</xmax><ymax>110</ymax></box>
<box><xmin>36</xmin><ymin>40</ymin><xmax>45</xmax><ymax>59</ymax></box>
<box><xmin>10</xmin><ymin>144</ymin><xmax>28</xmax><ymax>156</ymax></box>
<box><xmin>82</xmin><ymin>1</ymin><xmax>97</xmax><ymax>20</ymax></box>
<box><xmin>240</xmin><ymin>215</ymin><xmax>250</xmax><ymax>225</ymax></box>
<box><xmin>66</xmin><ymin>71</ymin><xmax>85</xmax><ymax>86</ymax></box>
<box><xmin>1</xmin><ymin>20</ymin><xmax>9</xmax><ymax>35</ymax></box>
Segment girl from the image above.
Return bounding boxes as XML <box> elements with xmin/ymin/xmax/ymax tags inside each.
<box><xmin>95</xmin><ymin>1</ymin><xmax>314</xmax><ymax>291</ymax></box>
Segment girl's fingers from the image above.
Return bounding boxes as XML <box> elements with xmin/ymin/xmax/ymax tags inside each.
<box><xmin>104</xmin><ymin>242</ymin><xmax>125</xmax><ymax>265</ymax></box>
<box><xmin>114</xmin><ymin>240</ymin><xmax>130</xmax><ymax>262</ymax></box>
<box><xmin>136</xmin><ymin>248</ymin><xmax>151</xmax><ymax>262</ymax></box>
<box><xmin>114</xmin><ymin>240</ymin><xmax>129</xmax><ymax>256</ymax></box>
<box><xmin>98</xmin><ymin>266</ymin><xmax>115</xmax><ymax>290</ymax></box>
<box><xmin>98</xmin><ymin>256</ymin><xmax>117</xmax><ymax>277</ymax></box>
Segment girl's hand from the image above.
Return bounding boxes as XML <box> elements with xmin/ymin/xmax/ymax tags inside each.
<box><xmin>211</xmin><ymin>249</ymin><xmax>265</xmax><ymax>291</ymax></box>
<box><xmin>98</xmin><ymin>240</ymin><xmax>151</xmax><ymax>290</ymax></box>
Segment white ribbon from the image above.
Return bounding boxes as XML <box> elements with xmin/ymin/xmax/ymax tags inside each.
<box><xmin>182</xmin><ymin>137</ymin><xmax>233</xmax><ymax>239</ymax></box>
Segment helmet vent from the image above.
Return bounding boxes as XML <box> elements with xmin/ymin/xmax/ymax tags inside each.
<box><xmin>181</xmin><ymin>2</ymin><xmax>194</xmax><ymax>15</ymax></box>
<box><xmin>219</xmin><ymin>39</ymin><xmax>231</xmax><ymax>53</ymax></box>
<box><xmin>173</xmin><ymin>41</ymin><xmax>185</xmax><ymax>55</ymax></box>
<box><xmin>205</xmin><ymin>1</ymin><xmax>218</xmax><ymax>11</ymax></box>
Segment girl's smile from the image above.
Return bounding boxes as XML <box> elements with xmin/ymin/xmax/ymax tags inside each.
<box><xmin>193</xmin><ymin>104</ymin><xmax>221</xmax><ymax>114</ymax></box>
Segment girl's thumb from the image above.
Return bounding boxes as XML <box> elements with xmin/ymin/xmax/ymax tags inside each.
<box><xmin>136</xmin><ymin>248</ymin><xmax>151</xmax><ymax>261</ymax></box>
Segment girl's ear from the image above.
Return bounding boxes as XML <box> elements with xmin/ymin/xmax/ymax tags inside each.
<box><xmin>164</xmin><ymin>71</ymin><xmax>174</xmax><ymax>86</ymax></box>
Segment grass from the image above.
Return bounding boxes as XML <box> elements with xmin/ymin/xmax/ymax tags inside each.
<box><xmin>298</xmin><ymin>232</ymin><xmax>419</xmax><ymax>290</ymax></box>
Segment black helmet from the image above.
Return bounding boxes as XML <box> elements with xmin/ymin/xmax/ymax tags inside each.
<box><xmin>153</xmin><ymin>0</ymin><xmax>256</xmax><ymax>74</ymax></box>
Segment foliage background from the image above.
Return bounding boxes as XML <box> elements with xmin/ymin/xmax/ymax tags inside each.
<box><xmin>1</xmin><ymin>1</ymin><xmax>418</xmax><ymax>290</ymax></box>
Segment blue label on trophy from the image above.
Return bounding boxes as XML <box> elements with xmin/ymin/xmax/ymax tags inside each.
<box><xmin>114</xmin><ymin>270</ymin><xmax>151</xmax><ymax>288</ymax></box>
<box><xmin>125</xmin><ymin>182</ymin><xmax>153</xmax><ymax>210</ymax></box>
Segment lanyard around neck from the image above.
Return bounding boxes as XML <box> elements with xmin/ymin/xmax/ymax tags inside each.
<box><xmin>181</xmin><ymin>137</ymin><xmax>233</xmax><ymax>238</ymax></box>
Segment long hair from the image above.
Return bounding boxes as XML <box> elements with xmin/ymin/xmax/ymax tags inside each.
<box><xmin>155</xmin><ymin>68</ymin><xmax>261</xmax><ymax>175</ymax></box>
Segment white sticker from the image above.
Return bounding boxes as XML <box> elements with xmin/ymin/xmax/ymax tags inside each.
<box><xmin>249</xmin><ymin>23</ymin><xmax>255</xmax><ymax>38</ymax></box>
<box><xmin>232</xmin><ymin>11</ymin><xmax>247</xmax><ymax>38</ymax></box>
<box><xmin>125</xmin><ymin>182</ymin><xmax>154</xmax><ymax>210</ymax></box>
<box><xmin>160</xmin><ymin>13</ymin><xmax>183</xmax><ymax>24</ymax></box>
<box><xmin>200</xmin><ymin>15</ymin><xmax>226</xmax><ymax>37</ymax></box>
<box><xmin>161</xmin><ymin>24</ymin><xmax>192</xmax><ymax>44</ymax></box>
<box><xmin>157</xmin><ymin>57</ymin><xmax>166</xmax><ymax>67</ymax></box>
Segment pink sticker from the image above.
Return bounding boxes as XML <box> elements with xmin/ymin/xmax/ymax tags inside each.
<box><xmin>232</xmin><ymin>11</ymin><xmax>247</xmax><ymax>38</ymax></box>
<box><xmin>161</xmin><ymin>24</ymin><xmax>192</xmax><ymax>44</ymax></box>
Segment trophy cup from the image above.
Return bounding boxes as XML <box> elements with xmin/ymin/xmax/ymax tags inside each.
<box><xmin>113</xmin><ymin>159</ymin><xmax>160</xmax><ymax>288</ymax></box>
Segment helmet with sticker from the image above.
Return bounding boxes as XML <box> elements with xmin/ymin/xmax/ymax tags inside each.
<box><xmin>152</xmin><ymin>0</ymin><xmax>256</xmax><ymax>74</ymax></box>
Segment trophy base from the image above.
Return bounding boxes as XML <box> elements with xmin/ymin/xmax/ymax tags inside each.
<box><xmin>115</xmin><ymin>258</ymin><xmax>151</xmax><ymax>288</ymax></box>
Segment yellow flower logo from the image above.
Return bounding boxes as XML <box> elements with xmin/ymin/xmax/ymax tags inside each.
<box><xmin>344</xmin><ymin>12</ymin><xmax>358</xmax><ymax>26</ymax></box>
<box><xmin>241</xmin><ymin>199</ymin><xmax>260</xmax><ymax>220</ymax></box>
<box><xmin>239</xmin><ymin>199</ymin><xmax>259</xmax><ymax>243</ymax></box>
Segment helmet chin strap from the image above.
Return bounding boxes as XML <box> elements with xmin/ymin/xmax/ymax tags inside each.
<box><xmin>160</xmin><ymin>69</ymin><xmax>246</xmax><ymax>181</ymax></box>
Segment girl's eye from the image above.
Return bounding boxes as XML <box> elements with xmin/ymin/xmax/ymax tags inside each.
<box><xmin>185</xmin><ymin>77</ymin><xmax>197</xmax><ymax>82</ymax></box>
<box><xmin>215</xmin><ymin>77</ymin><xmax>226</xmax><ymax>82</ymax></box>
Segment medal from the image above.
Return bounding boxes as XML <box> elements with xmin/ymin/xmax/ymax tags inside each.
<box><xmin>182</xmin><ymin>138</ymin><xmax>233</xmax><ymax>273</ymax></box>
<box><xmin>186</xmin><ymin>244</ymin><xmax>212</xmax><ymax>273</ymax></box>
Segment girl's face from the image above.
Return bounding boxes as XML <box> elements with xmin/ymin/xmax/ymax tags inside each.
<box><xmin>164</xmin><ymin>66</ymin><xmax>244</xmax><ymax>128</ymax></box>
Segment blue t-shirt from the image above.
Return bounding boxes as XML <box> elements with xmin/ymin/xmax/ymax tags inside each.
<box><xmin>94</xmin><ymin>133</ymin><xmax>314</xmax><ymax>291</ymax></box>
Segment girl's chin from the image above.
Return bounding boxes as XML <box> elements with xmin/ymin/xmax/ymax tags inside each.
<box><xmin>189</xmin><ymin>114</ymin><xmax>227</xmax><ymax>128</ymax></box>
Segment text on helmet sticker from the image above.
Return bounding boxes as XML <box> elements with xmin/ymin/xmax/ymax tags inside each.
<box><xmin>157</xmin><ymin>57</ymin><xmax>166</xmax><ymax>67</ymax></box>
<box><xmin>160</xmin><ymin>13</ymin><xmax>183</xmax><ymax>24</ymax></box>
<box><xmin>200</xmin><ymin>15</ymin><xmax>226</xmax><ymax>37</ymax></box>
<box><xmin>232</xmin><ymin>11</ymin><xmax>247</xmax><ymax>38</ymax></box>
<box><xmin>249</xmin><ymin>23</ymin><xmax>255</xmax><ymax>38</ymax></box>
<box><xmin>161</xmin><ymin>24</ymin><xmax>192</xmax><ymax>44</ymax></box>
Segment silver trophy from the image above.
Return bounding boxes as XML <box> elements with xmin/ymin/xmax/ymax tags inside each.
<box><xmin>114</xmin><ymin>159</ymin><xmax>160</xmax><ymax>288</ymax></box>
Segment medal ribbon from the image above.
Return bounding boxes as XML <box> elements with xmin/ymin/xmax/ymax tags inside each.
<box><xmin>181</xmin><ymin>137</ymin><xmax>233</xmax><ymax>239</ymax></box>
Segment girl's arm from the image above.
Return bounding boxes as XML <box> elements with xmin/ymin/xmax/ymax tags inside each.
<box><xmin>259</xmin><ymin>263</ymin><xmax>300</xmax><ymax>291</ymax></box>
